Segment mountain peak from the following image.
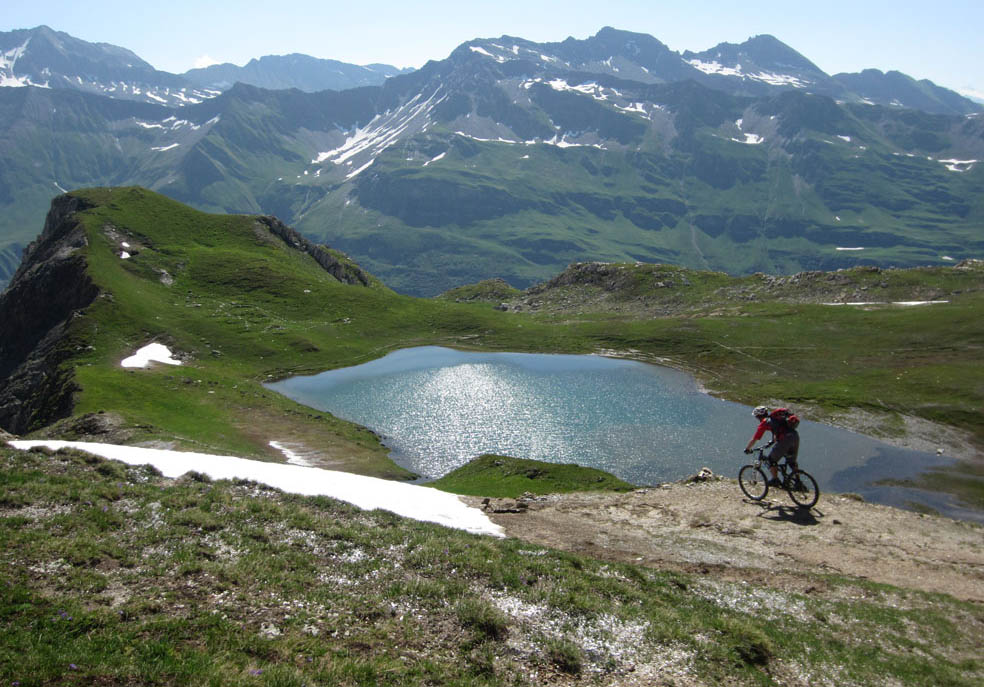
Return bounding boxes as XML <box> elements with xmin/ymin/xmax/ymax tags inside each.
<box><xmin>594</xmin><ymin>26</ymin><xmax>668</xmax><ymax>44</ymax></box>
<box><xmin>743</xmin><ymin>33</ymin><xmax>793</xmax><ymax>50</ymax></box>
<box><xmin>683</xmin><ymin>34</ymin><xmax>824</xmax><ymax>80</ymax></box>
<box><xmin>0</xmin><ymin>25</ymin><xmax>207</xmax><ymax>105</ymax></box>
<box><xmin>557</xmin><ymin>26</ymin><xmax>674</xmax><ymax>58</ymax></box>
<box><xmin>22</xmin><ymin>24</ymin><xmax>151</xmax><ymax>69</ymax></box>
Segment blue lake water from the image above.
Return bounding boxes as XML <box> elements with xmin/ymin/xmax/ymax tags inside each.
<box><xmin>266</xmin><ymin>346</ymin><xmax>974</xmax><ymax>521</ymax></box>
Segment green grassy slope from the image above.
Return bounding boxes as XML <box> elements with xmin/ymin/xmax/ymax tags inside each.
<box><xmin>2</xmin><ymin>445</ymin><xmax>981</xmax><ymax>686</ymax></box>
<box><xmin>430</xmin><ymin>454</ymin><xmax>635</xmax><ymax>498</ymax></box>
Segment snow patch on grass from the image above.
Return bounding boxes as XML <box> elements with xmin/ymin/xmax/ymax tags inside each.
<box><xmin>121</xmin><ymin>343</ymin><xmax>181</xmax><ymax>368</ymax></box>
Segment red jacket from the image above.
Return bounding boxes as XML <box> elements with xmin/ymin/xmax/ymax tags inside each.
<box><xmin>751</xmin><ymin>417</ymin><xmax>791</xmax><ymax>442</ymax></box>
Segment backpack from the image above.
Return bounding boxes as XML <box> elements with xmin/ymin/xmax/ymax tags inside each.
<box><xmin>769</xmin><ymin>408</ymin><xmax>800</xmax><ymax>434</ymax></box>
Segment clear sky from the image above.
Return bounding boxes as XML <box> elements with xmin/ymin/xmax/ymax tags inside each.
<box><xmin>3</xmin><ymin>0</ymin><xmax>982</xmax><ymax>100</ymax></box>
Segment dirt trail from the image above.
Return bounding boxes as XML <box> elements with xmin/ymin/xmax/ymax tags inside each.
<box><xmin>467</xmin><ymin>480</ymin><xmax>984</xmax><ymax>602</ymax></box>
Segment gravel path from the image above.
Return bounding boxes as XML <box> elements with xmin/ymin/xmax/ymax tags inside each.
<box><xmin>469</xmin><ymin>479</ymin><xmax>984</xmax><ymax>602</ymax></box>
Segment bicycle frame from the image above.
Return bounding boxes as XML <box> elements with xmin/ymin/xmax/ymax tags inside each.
<box><xmin>740</xmin><ymin>443</ymin><xmax>819</xmax><ymax>508</ymax></box>
<box><xmin>750</xmin><ymin>445</ymin><xmax>795</xmax><ymax>475</ymax></box>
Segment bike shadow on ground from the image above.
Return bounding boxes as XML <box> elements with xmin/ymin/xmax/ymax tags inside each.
<box><xmin>745</xmin><ymin>499</ymin><xmax>823</xmax><ymax>526</ymax></box>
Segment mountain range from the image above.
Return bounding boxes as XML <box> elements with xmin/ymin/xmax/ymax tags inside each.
<box><xmin>182</xmin><ymin>54</ymin><xmax>413</xmax><ymax>93</ymax></box>
<box><xmin>0</xmin><ymin>26</ymin><xmax>409</xmax><ymax>104</ymax></box>
<box><xmin>1</xmin><ymin>25</ymin><xmax>982</xmax><ymax>295</ymax></box>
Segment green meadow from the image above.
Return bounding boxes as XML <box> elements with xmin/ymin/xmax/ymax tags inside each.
<box><xmin>1</xmin><ymin>445</ymin><xmax>981</xmax><ymax>686</ymax></box>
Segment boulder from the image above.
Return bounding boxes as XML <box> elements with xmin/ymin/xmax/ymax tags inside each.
<box><xmin>687</xmin><ymin>467</ymin><xmax>715</xmax><ymax>483</ymax></box>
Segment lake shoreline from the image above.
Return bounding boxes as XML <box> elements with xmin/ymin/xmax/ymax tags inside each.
<box><xmin>267</xmin><ymin>345</ymin><xmax>982</xmax><ymax>521</ymax></box>
<box><xmin>595</xmin><ymin>347</ymin><xmax>981</xmax><ymax>461</ymax></box>
<box><xmin>596</xmin><ymin>348</ymin><xmax>984</xmax><ymax>520</ymax></box>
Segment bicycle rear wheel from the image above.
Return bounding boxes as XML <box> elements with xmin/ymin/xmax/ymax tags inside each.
<box><xmin>785</xmin><ymin>470</ymin><xmax>819</xmax><ymax>508</ymax></box>
<box><xmin>739</xmin><ymin>465</ymin><xmax>768</xmax><ymax>501</ymax></box>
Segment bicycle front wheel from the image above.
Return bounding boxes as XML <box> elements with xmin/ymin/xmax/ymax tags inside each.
<box><xmin>785</xmin><ymin>470</ymin><xmax>819</xmax><ymax>508</ymax></box>
<box><xmin>739</xmin><ymin>465</ymin><xmax>768</xmax><ymax>501</ymax></box>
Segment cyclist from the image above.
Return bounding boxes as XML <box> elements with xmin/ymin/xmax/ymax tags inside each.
<box><xmin>745</xmin><ymin>405</ymin><xmax>800</xmax><ymax>487</ymax></box>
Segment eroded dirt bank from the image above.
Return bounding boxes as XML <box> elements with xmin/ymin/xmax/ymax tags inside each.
<box><xmin>467</xmin><ymin>480</ymin><xmax>984</xmax><ymax>602</ymax></box>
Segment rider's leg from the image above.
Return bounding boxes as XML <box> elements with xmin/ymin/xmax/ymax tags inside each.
<box><xmin>768</xmin><ymin>432</ymin><xmax>799</xmax><ymax>484</ymax></box>
<box><xmin>784</xmin><ymin>431</ymin><xmax>801</xmax><ymax>471</ymax></box>
<box><xmin>765</xmin><ymin>455</ymin><xmax>781</xmax><ymax>485</ymax></box>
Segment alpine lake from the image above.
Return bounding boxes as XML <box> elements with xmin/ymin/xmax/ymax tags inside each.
<box><xmin>266</xmin><ymin>346</ymin><xmax>975</xmax><ymax>521</ymax></box>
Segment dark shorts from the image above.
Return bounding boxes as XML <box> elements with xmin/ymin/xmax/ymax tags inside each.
<box><xmin>768</xmin><ymin>431</ymin><xmax>799</xmax><ymax>466</ymax></box>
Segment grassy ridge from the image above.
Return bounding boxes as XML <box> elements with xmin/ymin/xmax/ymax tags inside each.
<box><xmin>2</xmin><ymin>445</ymin><xmax>981</xmax><ymax>686</ymax></box>
<box><xmin>50</xmin><ymin>188</ymin><xmax>528</xmax><ymax>475</ymax></box>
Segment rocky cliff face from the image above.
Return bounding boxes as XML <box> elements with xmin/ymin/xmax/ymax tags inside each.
<box><xmin>256</xmin><ymin>216</ymin><xmax>375</xmax><ymax>287</ymax></box>
<box><xmin>0</xmin><ymin>195</ymin><xmax>100</xmax><ymax>434</ymax></box>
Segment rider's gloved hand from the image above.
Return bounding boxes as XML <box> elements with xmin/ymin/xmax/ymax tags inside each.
<box><xmin>744</xmin><ymin>448</ymin><xmax>752</xmax><ymax>454</ymax></box>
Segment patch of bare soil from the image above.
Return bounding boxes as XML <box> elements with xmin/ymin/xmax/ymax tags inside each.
<box><xmin>468</xmin><ymin>479</ymin><xmax>984</xmax><ymax>602</ymax></box>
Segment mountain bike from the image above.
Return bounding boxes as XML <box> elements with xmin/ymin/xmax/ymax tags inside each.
<box><xmin>739</xmin><ymin>443</ymin><xmax>819</xmax><ymax>508</ymax></box>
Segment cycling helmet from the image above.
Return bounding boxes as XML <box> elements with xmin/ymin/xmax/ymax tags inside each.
<box><xmin>752</xmin><ymin>405</ymin><xmax>770</xmax><ymax>418</ymax></box>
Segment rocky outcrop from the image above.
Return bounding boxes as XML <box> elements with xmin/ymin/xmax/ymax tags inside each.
<box><xmin>0</xmin><ymin>194</ymin><xmax>100</xmax><ymax>434</ymax></box>
<box><xmin>527</xmin><ymin>262</ymin><xmax>693</xmax><ymax>295</ymax></box>
<box><xmin>255</xmin><ymin>216</ymin><xmax>375</xmax><ymax>287</ymax></box>
<box><xmin>501</xmin><ymin>260</ymin><xmax>984</xmax><ymax>315</ymax></box>
<box><xmin>39</xmin><ymin>411</ymin><xmax>134</xmax><ymax>444</ymax></box>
